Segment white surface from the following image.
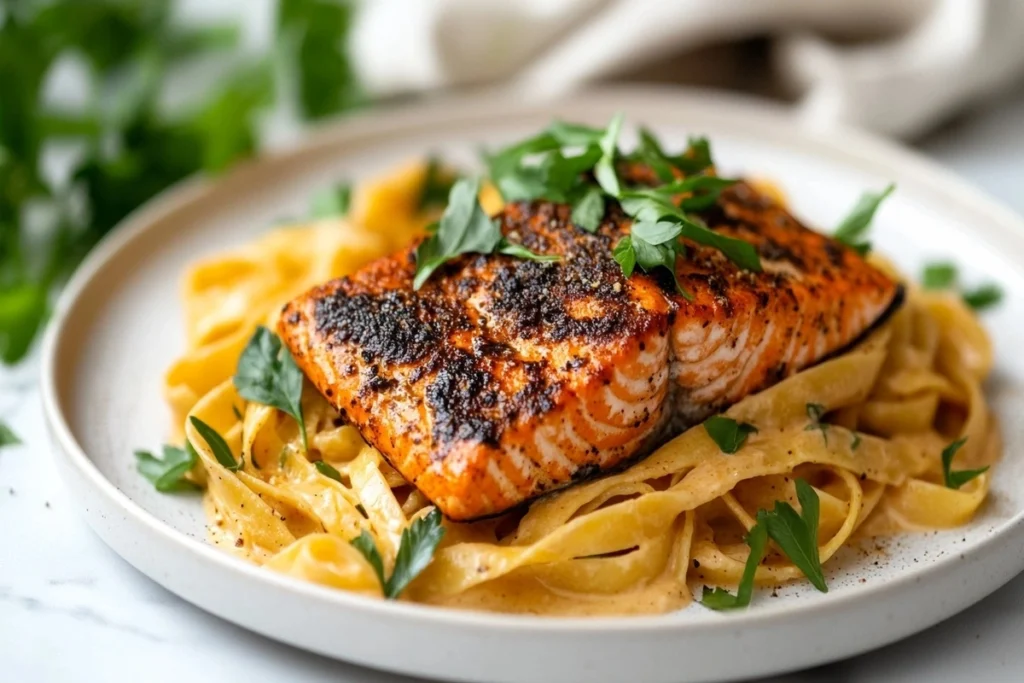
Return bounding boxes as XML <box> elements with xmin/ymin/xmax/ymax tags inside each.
<box><xmin>353</xmin><ymin>0</ymin><xmax>1024</xmax><ymax>137</ymax></box>
<box><xmin>2</xmin><ymin>87</ymin><xmax>1024</xmax><ymax>682</ymax></box>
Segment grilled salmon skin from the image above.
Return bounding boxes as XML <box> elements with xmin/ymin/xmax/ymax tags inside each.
<box><xmin>279</xmin><ymin>181</ymin><xmax>903</xmax><ymax>520</ymax></box>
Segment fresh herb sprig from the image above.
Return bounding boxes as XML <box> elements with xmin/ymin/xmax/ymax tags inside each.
<box><xmin>314</xmin><ymin>460</ymin><xmax>343</xmax><ymax>482</ymax></box>
<box><xmin>921</xmin><ymin>262</ymin><xmax>1003</xmax><ymax>312</ymax></box>
<box><xmin>0</xmin><ymin>422</ymin><xmax>21</xmax><ymax>448</ymax></box>
<box><xmin>234</xmin><ymin>326</ymin><xmax>308</xmax><ymax>452</ymax></box>
<box><xmin>413</xmin><ymin>178</ymin><xmax>557</xmax><ymax>289</ymax></box>
<box><xmin>833</xmin><ymin>183</ymin><xmax>895</xmax><ymax>255</ymax></box>
<box><xmin>484</xmin><ymin>115</ymin><xmax>760</xmax><ymax>292</ymax></box>
<box><xmin>135</xmin><ymin>443</ymin><xmax>200</xmax><ymax>492</ymax></box>
<box><xmin>310</xmin><ymin>182</ymin><xmax>352</xmax><ymax>218</ymax></box>
<box><xmin>1</xmin><ymin>0</ymin><xmax>361</xmax><ymax>367</ymax></box>
<box><xmin>702</xmin><ymin>479</ymin><xmax>827</xmax><ymax>610</ymax></box>
<box><xmin>349</xmin><ymin>508</ymin><xmax>446</xmax><ymax>599</ymax></box>
<box><xmin>941</xmin><ymin>437</ymin><xmax>988</xmax><ymax>490</ymax></box>
<box><xmin>703</xmin><ymin>416</ymin><xmax>758</xmax><ymax>454</ymax></box>
<box><xmin>189</xmin><ymin>416</ymin><xmax>241</xmax><ymax>471</ymax></box>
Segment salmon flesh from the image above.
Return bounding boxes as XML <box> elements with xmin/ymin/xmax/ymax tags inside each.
<box><xmin>279</xmin><ymin>181</ymin><xmax>903</xmax><ymax>520</ymax></box>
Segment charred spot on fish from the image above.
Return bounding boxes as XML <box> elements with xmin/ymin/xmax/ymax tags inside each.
<box><xmin>824</xmin><ymin>240</ymin><xmax>844</xmax><ymax>267</ymax></box>
<box><xmin>316</xmin><ymin>289</ymin><xmax>456</xmax><ymax>365</ymax></box>
<box><xmin>572</xmin><ymin>463</ymin><xmax>601</xmax><ymax>481</ymax></box>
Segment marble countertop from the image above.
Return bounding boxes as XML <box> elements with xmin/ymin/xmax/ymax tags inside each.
<box><xmin>4</xmin><ymin>87</ymin><xmax>1024</xmax><ymax>683</ymax></box>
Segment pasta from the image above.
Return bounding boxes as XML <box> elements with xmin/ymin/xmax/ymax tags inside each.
<box><xmin>166</xmin><ymin>161</ymin><xmax>999</xmax><ymax>616</ymax></box>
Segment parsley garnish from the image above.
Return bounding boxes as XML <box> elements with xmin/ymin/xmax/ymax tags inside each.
<box><xmin>805</xmin><ymin>402</ymin><xmax>829</xmax><ymax>445</ymax></box>
<box><xmin>310</xmin><ymin>182</ymin><xmax>352</xmax><ymax>218</ymax></box>
<box><xmin>760</xmin><ymin>479</ymin><xmax>828</xmax><ymax>592</ymax></box>
<box><xmin>702</xmin><ymin>521</ymin><xmax>768</xmax><ymax>610</ymax></box>
<box><xmin>314</xmin><ymin>460</ymin><xmax>343</xmax><ymax>482</ymax></box>
<box><xmin>349</xmin><ymin>508</ymin><xmax>446</xmax><ymax>598</ymax></box>
<box><xmin>702</xmin><ymin>479</ymin><xmax>827</xmax><ymax>610</ymax></box>
<box><xmin>962</xmin><ymin>284</ymin><xmax>1003</xmax><ymax>311</ymax></box>
<box><xmin>922</xmin><ymin>262</ymin><xmax>957</xmax><ymax>290</ymax></box>
<box><xmin>135</xmin><ymin>443</ymin><xmax>200</xmax><ymax>492</ymax></box>
<box><xmin>413</xmin><ymin>178</ymin><xmax>557</xmax><ymax>289</ymax></box>
<box><xmin>233</xmin><ymin>326</ymin><xmax>308</xmax><ymax>451</ymax></box>
<box><xmin>851</xmin><ymin>432</ymin><xmax>862</xmax><ymax>451</ymax></box>
<box><xmin>941</xmin><ymin>437</ymin><xmax>988</xmax><ymax>489</ymax></box>
<box><xmin>418</xmin><ymin>157</ymin><xmax>457</xmax><ymax>211</ymax></box>
<box><xmin>920</xmin><ymin>262</ymin><xmax>1003</xmax><ymax>311</ymax></box>
<box><xmin>834</xmin><ymin>183</ymin><xmax>895</xmax><ymax>255</ymax></box>
<box><xmin>189</xmin><ymin>416</ymin><xmax>241</xmax><ymax>472</ymax></box>
<box><xmin>0</xmin><ymin>422</ymin><xmax>21</xmax><ymax>448</ymax></box>
<box><xmin>703</xmin><ymin>416</ymin><xmax>758</xmax><ymax>454</ymax></box>
<box><xmin>483</xmin><ymin>116</ymin><xmax>760</xmax><ymax>284</ymax></box>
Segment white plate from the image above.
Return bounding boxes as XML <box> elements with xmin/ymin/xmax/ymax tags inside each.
<box><xmin>41</xmin><ymin>87</ymin><xmax>1024</xmax><ymax>683</ymax></box>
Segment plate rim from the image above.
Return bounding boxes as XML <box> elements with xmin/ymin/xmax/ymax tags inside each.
<box><xmin>39</xmin><ymin>84</ymin><xmax>1024</xmax><ymax>638</ymax></box>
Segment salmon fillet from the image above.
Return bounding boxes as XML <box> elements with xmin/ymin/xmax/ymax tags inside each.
<box><xmin>279</xmin><ymin>181</ymin><xmax>902</xmax><ymax>521</ymax></box>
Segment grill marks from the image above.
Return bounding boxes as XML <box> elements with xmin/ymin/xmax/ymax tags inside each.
<box><xmin>279</xmin><ymin>180</ymin><xmax>902</xmax><ymax>520</ymax></box>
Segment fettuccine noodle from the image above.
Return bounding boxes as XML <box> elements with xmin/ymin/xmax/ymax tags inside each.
<box><xmin>167</xmin><ymin>161</ymin><xmax>999</xmax><ymax>616</ymax></box>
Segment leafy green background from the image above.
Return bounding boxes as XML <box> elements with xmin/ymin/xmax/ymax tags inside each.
<box><xmin>0</xmin><ymin>0</ymin><xmax>361</xmax><ymax>365</ymax></box>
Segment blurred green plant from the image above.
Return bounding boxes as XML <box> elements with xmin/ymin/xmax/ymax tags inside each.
<box><xmin>0</xmin><ymin>0</ymin><xmax>361</xmax><ymax>364</ymax></box>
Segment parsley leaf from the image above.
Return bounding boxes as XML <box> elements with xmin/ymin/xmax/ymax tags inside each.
<box><xmin>135</xmin><ymin>443</ymin><xmax>200</xmax><ymax>492</ymax></box>
<box><xmin>310</xmin><ymin>182</ymin><xmax>352</xmax><ymax>218</ymax></box>
<box><xmin>805</xmin><ymin>402</ymin><xmax>829</xmax><ymax>446</ymax></box>
<box><xmin>570</xmin><ymin>185</ymin><xmax>606</xmax><ymax>233</ymax></box>
<box><xmin>941</xmin><ymin>437</ymin><xmax>988</xmax><ymax>490</ymax></box>
<box><xmin>234</xmin><ymin>326</ymin><xmax>307</xmax><ymax>451</ymax></box>
<box><xmin>922</xmin><ymin>262</ymin><xmax>958</xmax><ymax>290</ymax></box>
<box><xmin>418</xmin><ymin>157</ymin><xmax>457</xmax><ymax>211</ymax></box>
<box><xmin>851</xmin><ymin>432</ymin><xmax>862</xmax><ymax>451</ymax></box>
<box><xmin>834</xmin><ymin>183</ymin><xmax>895</xmax><ymax>254</ymax></box>
<box><xmin>351</xmin><ymin>529</ymin><xmax>386</xmax><ymax>587</ymax></box>
<box><xmin>315</xmin><ymin>460</ymin><xmax>343</xmax><ymax>482</ymax></box>
<box><xmin>703</xmin><ymin>416</ymin><xmax>758</xmax><ymax>454</ymax></box>
<box><xmin>635</xmin><ymin>126</ymin><xmax>676</xmax><ymax>182</ymax></box>
<box><xmin>702</xmin><ymin>521</ymin><xmax>768</xmax><ymax>610</ymax></box>
<box><xmin>594</xmin><ymin>113</ymin><xmax>624</xmax><ymax>197</ymax></box>
<box><xmin>674</xmin><ymin>136</ymin><xmax>714</xmax><ymax>175</ymax></box>
<box><xmin>963</xmin><ymin>284</ymin><xmax>1003</xmax><ymax>312</ymax></box>
<box><xmin>760</xmin><ymin>479</ymin><xmax>827</xmax><ymax>592</ymax></box>
<box><xmin>348</xmin><ymin>508</ymin><xmax>446</xmax><ymax>599</ymax></box>
<box><xmin>0</xmin><ymin>421</ymin><xmax>21</xmax><ymax>448</ymax></box>
<box><xmin>414</xmin><ymin>178</ymin><xmax>554</xmax><ymax>289</ymax></box>
<box><xmin>613</xmin><ymin>221</ymin><xmax>690</xmax><ymax>298</ymax></box>
<box><xmin>188</xmin><ymin>417</ymin><xmax>241</xmax><ymax>472</ymax></box>
<box><xmin>919</xmin><ymin>262</ymin><xmax>1003</xmax><ymax>311</ymax></box>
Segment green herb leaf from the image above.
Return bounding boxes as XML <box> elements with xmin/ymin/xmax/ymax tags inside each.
<box><xmin>385</xmin><ymin>508</ymin><xmax>446</xmax><ymax>598</ymax></box>
<box><xmin>349</xmin><ymin>508</ymin><xmax>446</xmax><ymax>599</ymax></box>
<box><xmin>135</xmin><ymin>443</ymin><xmax>200</xmax><ymax>493</ymax></box>
<box><xmin>548</xmin><ymin>120</ymin><xmax>604</xmax><ymax>147</ymax></box>
<box><xmin>234</xmin><ymin>326</ymin><xmax>308</xmax><ymax>451</ymax></box>
<box><xmin>834</xmin><ymin>183</ymin><xmax>895</xmax><ymax>254</ymax></box>
<box><xmin>311</xmin><ymin>182</ymin><xmax>352</xmax><ymax>218</ymax></box>
<box><xmin>851</xmin><ymin>432</ymin><xmax>862</xmax><ymax>451</ymax></box>
<box><xmin>497</xmin><ymin>240</ymin><xmax>559</xmax><ymax>263</ymax></box>
<box><xmin>963</xmin><ymin>284</ymin><xmax>1003</xmax><ymax>312</ymax></box>
<box><xmin>702</xmin><ymin>521</ymin><xmax>768</xmax><ymax>610</ymax></box>
<box><xmin>570</xmin><ymin>185</ymin><xmax>605</xmax><ymax>232</ymax></box>
<box><xmin>678</xmin><ymin>218</ymin><xmax>762</xmax><ymax>272</ymax></box>
<box><xmin>232</xmin><ymin>404</ymin><xmax>244</xmax><ymax>421</ymax></box>
<box><xmin>0</xmin><ymin>421</ymin><xmax>21</xmax><ymax>448</ymax></box>
<box><xmin>635</xmin><ymin>127</ymin><xmax>676</xmax><ymax>182</ymax></box>
<box><xmin>703</xmin><ymin>416</ymin><xmax>758</xmax><ymax>454</ymax></box>
<box><xmin>759</xmin><ymin>480</ymin><xmax>827</xmax><ymax>592</ymax></box>
<box><xmin>315</xmin><ymin>460</ymin><xmax>343</xmax><ymax>482</ymax></box>
<box><xmin>419</xmin><ymin>157</ymin><xmax>456</xmax><ymax>211</ymax></box>
<box><xmin>922</xmin><ymin>262</ymin><xmax>957</xmax><ymax>290</ymax></box>
<box><xmin>612</xmin><ymin>236</ymin><xmax>637</xmax><ymax>277</ymax></box>
<box><xmin>414</xmin><ymin>178</ymin><xmax>555</xmax><ymax>288</ymax></box>
<box><xmin>594</xmin><ymin>113</ymin><xmax>624</xmax><ymax>197</ymax></box>
<box><xmin>804</xmin><ymin>402</ymin><xmax>829</xmax><ymax>446</ymax></box>
<box><xmin>674</xmin><ymin>136</ymin><xmax>714</xmax><ymax>175</ymax></box>
<box><xmin>350</xmin><ymin>529</ymin><xmax>387</xmax><ymax>587</ymax></box>
<box><xmin>189</xmin><ymin>416</ymin><xmax>241</xmax><ymax>472</ymax></box>
<box><xmin>941</xmin><ymin>437</ymin><xmax>988</xmax><ymax>489</ymax></box>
